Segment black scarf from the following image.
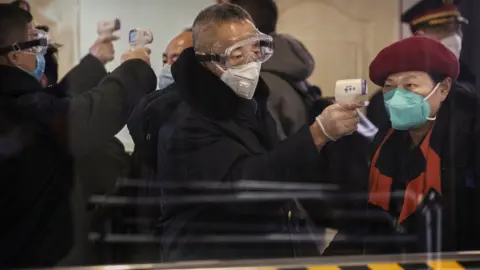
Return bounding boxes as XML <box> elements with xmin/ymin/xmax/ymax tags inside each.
<box><xmin>369</xmin><ymin>126</ymin><xmax>442</xmax><ymax>223</ymax></box>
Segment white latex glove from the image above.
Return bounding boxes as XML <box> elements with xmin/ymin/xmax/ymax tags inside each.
<box><xmin>315</xmin><ymin>102</ymin><xmax>361</xmax><ymax>141</ymax></box>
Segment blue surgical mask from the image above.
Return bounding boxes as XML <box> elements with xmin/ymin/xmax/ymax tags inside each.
<box><xmin>383</xmin><ymin>84</ymin><xmax>439</xmax><ymax>130</ymax></box>
<box><xmin>158</xmin><ymin>64</ymin><xmax>174</xmax><ymax>90</ymax></box>
<box><xmin>29</xmin><ymin>53</ymin><xmax>46</xmax><ymax>81</ymax></box>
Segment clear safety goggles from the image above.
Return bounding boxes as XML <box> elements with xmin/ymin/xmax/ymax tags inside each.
<box><xmin>197</xmin><ymin>31</ymin><xmax>274</xmax><ymax>69</ymax></box>
<box><xmin>0</xmin><ymin>29</ymin><xmax>49</xmax><ymax>55</ymax></box>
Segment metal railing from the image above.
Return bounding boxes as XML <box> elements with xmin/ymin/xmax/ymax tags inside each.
<box><xmin>45</xmin><ymin>251</ymin><xmax>480</xmax><ymax>270</ymax></box>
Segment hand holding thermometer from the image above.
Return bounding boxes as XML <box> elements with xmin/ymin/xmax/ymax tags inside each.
<box><xmin>129</xmin><ymin>29</ymin><xmax>153</xmax><ymax>49</ymax></box>
<box><xmin>315</xmin><ymin>79</ymin><xmax>369</xmax><ymax>142</ymax></box>
<box><xmin>91</xmin><ymin>19</ymin><xmax>120</xmax><ymax>64</ymax></box>
<box><xmin>334</xmin><ymin>79</ymin><xmax>378</xmax><ymax>138</ymax></box>
<box><xmin>97</xmin><ymin>19</ymin><xmax>121</xmax><ymax>38</ymax></box>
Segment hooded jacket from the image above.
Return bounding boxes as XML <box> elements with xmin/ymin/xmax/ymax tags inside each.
<box><xmin>261</xmin><ymin>33</ymin><xmax>315</xmax><ymax>139</ymax></box>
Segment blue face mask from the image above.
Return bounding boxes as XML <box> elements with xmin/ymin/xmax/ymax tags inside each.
<box><xmin>383</xmin><ymin>84</ymin><xmax>439</xmax><ymax>130</ymax></box>
<box><xmin>158</xmin><ymin>64</ymin><xmax>174</xmax><ymax>90</ymax></box>
<box><xmin>28</xmin><ymin>53</ymin><xmax>46</xmax><ymax>81</ymax></box>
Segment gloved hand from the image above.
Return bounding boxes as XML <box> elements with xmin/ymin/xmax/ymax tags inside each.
<box><xmin>121</xmin><ymin>47</ymin><xmax>151</xmax><ymax>65</ymax></box>
<box><xmin>89</xmin><ymin>35</ymin><xmax>119</xmax><ymax>64</ymax></box>
<box><xmin>315</xmin><ymin>102</ymin><xmax>361</xmax><ymax>142</ymax></box>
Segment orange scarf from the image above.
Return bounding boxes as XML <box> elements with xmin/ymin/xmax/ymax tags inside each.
<box><xmin>368</xmin><ymin>128</ymin><xmax>442</xmax><ymax>223</ymax></box>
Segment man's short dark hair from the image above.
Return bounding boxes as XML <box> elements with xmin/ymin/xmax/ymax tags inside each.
<box><xmin>192</xmin><ymin>3</ymin><xmax>253</xmax><ymax>51</ymax></box>
<box><xmin>0</xmin><ymin>4</ymin><xmax>32</xmax><ymax>49</ymax></box>
<box><xmin>11</xmin><ymin>0</ymin><xmax>30</xmax><ymax>11</ymax></box>
<box><xmin>184</xmin><ymin>27</ymin><xmax>193</xmax><ymax>32</ymax></box>
<box><xmin>228</xmin><ymin>0</ymin><xmax>278</xmax><ymax>34</ymax></box>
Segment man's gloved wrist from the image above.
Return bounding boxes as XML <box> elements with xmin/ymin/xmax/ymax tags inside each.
<box><xmin>310</xmin><ymin>122</ymin><xmax>330</xmax><ymax>151</ymax></box>
<box><xmin>315</xmin><ymin>115</ymin><xmax>336</xmax><ymax>142</ymax></box>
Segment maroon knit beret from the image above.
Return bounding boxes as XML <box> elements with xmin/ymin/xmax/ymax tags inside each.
<box><xmin>369</xmin><ymin>36</ymin><xmax>459</xmax><ymax>86</ymax></box>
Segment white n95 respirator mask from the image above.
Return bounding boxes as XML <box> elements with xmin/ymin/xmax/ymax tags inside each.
<box><xmin>441</xmin><ymin>33</ymin><xmax>462</xmax><ymax>59</ymax></box>
<box><xmin>220</xmin><ymin>62</ymin><xmax>262</xmax><ymax>100</ymax></box>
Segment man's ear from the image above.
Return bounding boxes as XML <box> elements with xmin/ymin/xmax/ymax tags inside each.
<box><xmin>6</xmin><ymin>51</ymin><xmax>19</xmax><ymax>65</ymax></box>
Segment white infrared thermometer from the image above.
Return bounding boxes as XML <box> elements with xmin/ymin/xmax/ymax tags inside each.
<box><xmin>129</xmin><ymin>28</ymin><xmax>153</xmax><ymax>49</ymax></box>
<box><xmin>334</xmin><ymin>79</ymin><xmax>368</xmax><ymax>106</ymax></box>
<box><xmin>335</xmin><ymin>79</ymin><xmax>378</xmax><ymax>138</ymax></box>
<box><xmin>97</xmin><ymin>19</ymin><xmax>121</xmax><ymax>37</ymax></box>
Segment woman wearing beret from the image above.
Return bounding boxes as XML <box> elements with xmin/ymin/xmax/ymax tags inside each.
<box><xmin>367</xmin><ymin>35</ymin><xmax>480</xmax><ymax>253</ymax></box>
<box><xmin>326</xmin><ymin>36</ymin><xmax>480</xmax><ymax>255</ymax></box>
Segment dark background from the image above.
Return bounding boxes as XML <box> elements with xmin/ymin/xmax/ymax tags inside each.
<box><xmin>458</xmin><ymin>0</ymin><xmax>480</xmax><ymax>88</ymax></box>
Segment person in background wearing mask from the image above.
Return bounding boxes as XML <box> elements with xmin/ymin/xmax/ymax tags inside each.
<box><xmin>11</xmin><ymin>0</ymin><xmax>109</xmax><ymax>93</ymax></box>
<box><xmin>158</xmin><ymin>28</ymin><xmax>192</xmax><ymax>90</ymax></box>
<box><xmin>11</xmin><ymin>2</ymin><xmax>57</xmax><ymax>88</ymax></box>
<box><xmin>127</xmin><ymin>28</ymin><xmax>193</xmax><ymax>178</ymax></box>
<box><xmin>30</xmin><ymin>22</ymin><xmax>139</xmax><ymax>269</ymax></box>
<box><xmin>328</xmin><ymin>36</ymin><xmax>480</xmax><ymax>255</ymax></box>
<box><xmin>0</xmin><ymin>5</ymin><xmax>156</xmax><ymax>268</ymax></box>
<box><xmin>158</xmin><ymin>3</ymin><xmax>363</xmax><ymax>261</ymax></box>
<box><xmin>367</xmin><ymin>0</ymin><xmax>476</xmax><ymax>129</ymax></box>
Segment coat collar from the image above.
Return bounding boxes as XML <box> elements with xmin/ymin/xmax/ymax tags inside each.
<box><xmin>0</xmin><ymin>65</ymin><xmax>43</xmax><ymax>97</ymax></box>
<box><xmin>171</xmin><ymin>47</ymin><xmax>269</xmax><ymax>120</ymax></box>
<box><xmin>458</xmin><ymin>61</ymin><xmax>476</xmax><ymax>85</ymax></box>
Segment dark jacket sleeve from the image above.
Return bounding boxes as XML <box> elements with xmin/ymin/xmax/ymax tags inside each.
<box><xmin>56</xmin><ymin>54</ymin><xmax>108</xmax><ymax>96</ymax></box>
<box><xmin>26</xmin><ymin>59</ymin><xmax>156</xmax><ymax>158</ymax></box>
<box><xmin>473</xmin><ymin>93</ymin><xmax>480</xmax><ymax>247</ymax></box>
<box><xmin>165</xmin><ymin>115</ymin><xmax>324</xmax><ymax>183</ymax></box>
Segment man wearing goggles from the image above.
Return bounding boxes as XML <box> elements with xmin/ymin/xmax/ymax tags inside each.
<box><xmin>158</xmin><ymin>3</ymin><xmax>362</xmax><ymax>261</ymax></box>
<box><xmin>0</xmin><ymin>4</ymin><xmax>156</xmax><ymax>268</ymax></box>
<box><xmin>195</xmin><ymin>26</ymin><xmax>275</xmax><ymax>99</ymax></box>
<box><xmin>0</xmin><ymin>27</ymin><xmax>48</xmax><ymax>81</ymax></box>
<box><xmin>224</xmin><ymin>0</ymin><xmax>319</xmax><ymax>140</ymax></box>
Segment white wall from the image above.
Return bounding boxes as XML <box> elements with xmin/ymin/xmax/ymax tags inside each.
<box><xmin>79</xmin><ymin>0</ymin><xmax>213</xmax><ymax>152</ymax></box>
